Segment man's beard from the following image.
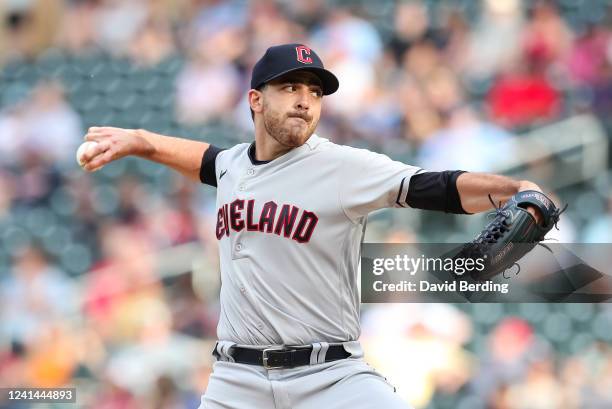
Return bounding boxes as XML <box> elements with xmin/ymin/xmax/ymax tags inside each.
<box><xmin>262</xmin><ymin>106</ymin><xmax>316</xmax><ymax>148</ymax></box>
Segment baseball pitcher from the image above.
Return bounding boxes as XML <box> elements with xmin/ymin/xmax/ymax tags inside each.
<box><xmin>80</xmin><ymin>44</ymin><xmax>559</xmax><ymax>408</ymax></box>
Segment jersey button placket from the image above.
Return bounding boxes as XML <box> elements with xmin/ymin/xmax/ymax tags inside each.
<box><xmin>233</xmin><ymin>169</ymin><xmax>252</xmax><ymax>259</ymax></box>
<box><xmin>232</xmin><ymin>242</ymin><xmax>244</xmax><ymax>260</ymax></box>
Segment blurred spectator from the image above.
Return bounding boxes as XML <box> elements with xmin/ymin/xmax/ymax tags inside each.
<box><xmin>313</xmin><ymin>8</ymin><xmax>382</xmax><ymax>119</ymax></box>
<box><xmin>90</xmin><ymin>378</ymin><xmax>140</xmax><ymax>409</ymax></box>
<box><xmin>24</xmin><ymin>320</ymin><xmax>80</xmax><ymax>387</ymax></box>
<box><xmin>437</xmin><ymin>6</ymin><xmax>471</xmax><ymax>72</ymax></box>
<box><xmin>83</xmin><ymin>222</ymin><xmax>161</xmax><ymax>344</ymax></box>
<box><xmin>103</xmin><ymin>296</ymin><xmax>206</xmax><ymax>398</ymax></box>
<box><xmin>0</xmin><ymin>339</ymin><xmax>28</xmax><ymax>389</ymax></box>
<box><xmin>387</xmin><ymin>1</ymin><xmax>432</xmax><ymax>64</ymax></box>
<box><xmin>566</xmin><ymin>24</ymin><xmax>610</xmax><ymax>86</ymax></box>
<box><xmin>144</xmin><ymin>176</ymin><xmax>200</xmax><ymax>246</ymax></box>
<box><xmin>351</xmin><ymin>84</ymin><xmax>403</xmax><ymax>146</ymax></box>
<box><xmin>149</xmin><ymin>375</ymin><xmax>201</xmax><ymax>409</ymax></box>
<box><xmin>283</xmin><ymin>0</ymin><xmax>327</xmax><ymax>32</ymax></box>
<box><xmin>128</xmin><ymin>19</ymin><xmax>175</xmax><ymax>67</ymax></box>
<box><xmin>487</xmin><ymin>56</ymin><xmax>561</xmax><ymax>129</ymax></box>
<box><xmin>422</xmin><ymin>66</ymin><xmax>465</xmax><ymax>114</ymax></box>
<box><xmin>0</xmin><ymin>81</ymin><xmax>81</xmax><ymax>179</ymax></box>
<box><xmin>463</xmin><ymin>0</ymin><xmax>525</xmax><ymax>81</ymax></box>
<box><xmin>313</xmin><ymin>7</ymin><xmax>383</xmax><ymax>63</ymax></box>
<box><xmin>248</xmin><ymin>1</ymin><xmax>305</xmax><ymax>59</ymax></box>
<box><xmin>0</xmin><ymin>245</ymin><xmax>78</xmax><ymax>345</ymax></box>
<box><xmin>361</xmin><ymin>304</ymin><xmax>473</xmax><ymax>408</ymax></box>
<box><xmin>10</xmin><ymin>150</ymin><xmax>61</xmax><ymax>207</ymax></box>
<box><xmin>22</xmin><ymin>81</ymin><xmax>83</xmax><ymax>165</ymax></box>
<box><xmin>167</xmin><ymin>274</ymin><xmax>217</xmax><ymax>338</ymax></box>
<box><xmin>417</xmin><ymin>105</ymin><xmax>517</xmax><ymax>171</ymax></box>
<box><xmin>0</xmin><ymin>0</ymin><xmax>62</xmax><ymax>62</ymax></box>
<box><xmin>397</xmin><ymin>74</ymin><xmax>443</xmax><ymax>143</ymax></box>
<box><xmin>485</xmin><ymin>2</ymin><xmax>569</xmax><ymax>128</ymax></box>
<box><xmin>521</xmin><ymin>1</ymin><xmax>573</xmax><ymax>70</ymax></box>
<box><xmin>56</xmin><ymin>0</ymin><xmax>99</xmax><ymax>53</ymax></box>
<box><xmin>189</xmin><ymin>0</ymin><xmax>248</xmax><ymax>40</ymax></box>
<box><xmin>319</xmin><ymin>53</ymin><xmax>376</xmax><ymax>119</ymax></box>
<box><xmin>403</xmin><ymin>40</ymin><xmax>443</xmax><ymax>85</ymax></box>
<box><xmin>115</xmin><ymin>176</ymin><xmax>147</xmax><ymax>225</ymax></box>
<box><xmin>94</xmin><ymin>0</ymin><xmax>149</xmax><ymax>56</ymax></box>
<box><xmin>502</xmin><ymin>358</ymin><xmax>565</xmax><ymax>409</ymax></box>
<box><xmin>470</xmin><ymin>317</ymin><xmax>552</xmax><ymax>406</ymax></box>
<box><xmin>566</xmin><ymin>24</ymin><xmax>612</xmax><ymax>118</ymax></box>
<box><xmin>175</xmin><ymin>30</ymin><xmax>242</xmax><ymax>124</ymax></box>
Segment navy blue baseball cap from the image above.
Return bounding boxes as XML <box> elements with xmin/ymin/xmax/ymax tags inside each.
<box><xmin>251</xmin><ymin>43</ymin><xmax>339</xmax><ymax>95</ymax></box>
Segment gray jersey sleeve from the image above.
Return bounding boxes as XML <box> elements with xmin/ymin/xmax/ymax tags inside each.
<box><xmin>338</xmin><ymin>146</ymin><xmax>421</xmax><ymax>221</ymax></box>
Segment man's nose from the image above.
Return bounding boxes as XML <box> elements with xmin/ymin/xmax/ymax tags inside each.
<box><xmin>295</xmin><ymin>89</ymin><xmax>310</xmax><ymax>111</ymax></box>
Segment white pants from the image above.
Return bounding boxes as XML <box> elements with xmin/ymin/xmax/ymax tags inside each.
<box><xmin>198</xmin><ymin>341</ymin><xmax>410</xmax><ymax>409</ymax></box>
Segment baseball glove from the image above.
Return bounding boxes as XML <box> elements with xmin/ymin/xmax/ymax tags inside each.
<box><xmin>454</xmin><ymin>190</ymin><xmax>566</xmax><ymax>280</ymax></box>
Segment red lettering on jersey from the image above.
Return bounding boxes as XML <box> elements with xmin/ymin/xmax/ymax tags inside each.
<box><xmin>215</xmin><ymin>200</ymin><xmax>318</xmax><ymax>243</ymax></box>
<box><xmin>259</xmin><ymin>201</ymin><xmax>278</xmax><ymax>233</ymax></box>
<box><xmin>246</xmin><ymin>199</ymin><xmax>259</xmax><ymax>231</ymax></box>
<box><xmin>295</xmin><ymin>45</ymin><xmax>313</xmax><ymax>64</ymax></box>
<box><xmin>292</xmin><ymin>211</ymin><xmax>318</xmax><ymax>243</ymax></box>
<box><xmin>215</xmin><ymin>207</ymin><xmax>225</xmax><ymax>240</ymax></box>
<box><xmin>230</xmin><ymin>199</ymin><xmax>245</xmax><ymax>231</ymax></box>
<box><xmin>223</xmin><ymin>204</ymin><xmax>230</xmax><ymax>236</ymax></box>
<box><xmin>274</xmin><ymin>204</ymin><xmax>299</xmax><ymax>238</ymax></box>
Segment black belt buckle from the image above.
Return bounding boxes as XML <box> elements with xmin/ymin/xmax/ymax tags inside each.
<box><xmin>262</xmin><ymin>346</ymin><xmax>286</xmax><ymax>369</ymax></box>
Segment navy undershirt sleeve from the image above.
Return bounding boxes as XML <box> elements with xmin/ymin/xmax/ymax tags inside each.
<box><xmin>406</xmin><ymin>170</ymin><xmax>469</xmax><ymax>214</ymax></box>
<box><xmin>199</xmin><ymin>145</ymin><xmax>224</xmax><ymax>187</ymax></box>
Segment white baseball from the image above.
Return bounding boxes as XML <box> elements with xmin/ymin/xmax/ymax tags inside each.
<box><xmin>76</xmin><ymin>141</ymin><xmax>99</xmax><ymax>167</ymax></box>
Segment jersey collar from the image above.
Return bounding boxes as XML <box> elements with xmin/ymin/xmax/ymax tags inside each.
<box><xmin>304</xmin><ymin>134</ymin><xmax>324</xmax><ymax>150</ymax></box>
<box><xmin>248</xmin><ymin>134</ymin><xmax>322</xmax><ymax>166</ymax></box>
<box><xmin>248</xmin><ymin>143</ymin><xmax>271</xmax><ymax>165</ymax></box>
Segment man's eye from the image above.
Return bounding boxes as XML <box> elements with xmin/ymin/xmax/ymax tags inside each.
<box><xmin>311</xmin><ymin>90</ymin><xmax>322</xmax><ymax>97</ymax></box>
<box><xmin>285</xmin><ymin>85</ymin><xmax>296</xmax><ymax>92</ymax></box>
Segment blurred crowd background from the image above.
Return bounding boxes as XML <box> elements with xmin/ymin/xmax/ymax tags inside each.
<box><xmin>1</xmin><ymin>0</ymin><xmax>612</xmax><ymax>408</ymax></box>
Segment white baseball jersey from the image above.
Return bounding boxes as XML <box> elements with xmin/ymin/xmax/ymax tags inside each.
<box><xmin>208</xmin><ymin>134</ymin><xmax>420</xmax><ymax>346</ymax></box>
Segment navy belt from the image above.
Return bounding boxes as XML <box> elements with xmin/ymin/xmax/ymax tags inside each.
<box><xmin>226</xmin><ymin>345</ymin><xmax>350</xmax><ymax>369</ymax></box>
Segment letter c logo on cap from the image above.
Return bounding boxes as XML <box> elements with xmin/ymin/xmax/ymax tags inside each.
<box><xmin>296</xmin><ymin>45</ymin><xmax>313</xmax><ymax>64</ymax></box>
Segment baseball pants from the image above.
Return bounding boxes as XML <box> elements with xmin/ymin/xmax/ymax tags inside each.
<box><xmin>198</xmin><ymin>340</ymin><xmax>411</xmax><ymax>409</ymax></box>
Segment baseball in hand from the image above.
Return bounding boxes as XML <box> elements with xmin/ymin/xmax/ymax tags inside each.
<box><xmin>76</xmin><ymin>141</ymin><xmax>99</xmax><ymax>168</ymax></box>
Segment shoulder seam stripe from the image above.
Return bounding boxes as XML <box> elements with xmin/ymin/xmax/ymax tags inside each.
<box><xmin>395</xmin><ymin>177</ymin><xmax>407</xmax><ymax>208</ymax></box>
<box><xmin>403</xmin><ymin>169</ymin><xmax>425</xmax><ymax>206</ymax></box>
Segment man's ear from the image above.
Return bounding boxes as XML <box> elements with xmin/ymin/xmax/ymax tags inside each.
<box><xmin>248</xmin><ymin>89</ymin><xmax>263</xmax><ymax>114</ymax></box>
